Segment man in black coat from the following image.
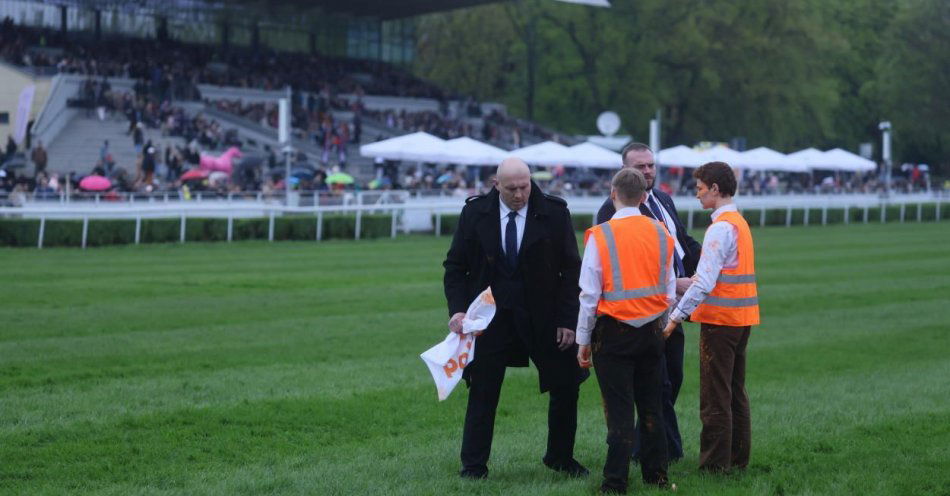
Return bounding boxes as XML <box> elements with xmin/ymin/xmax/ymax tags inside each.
<box><xmin>444</xmin><ymin>158</ymin><xmax>588</xmax><ymax>480</ymax></box>
<box><xmin>596</xmin><ymin>142</ymin><xmax>702</xmax><ymax>462</ymax></box>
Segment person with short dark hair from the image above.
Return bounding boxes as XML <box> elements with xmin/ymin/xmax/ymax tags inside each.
<box><xmin>662</xmin><ymin>161</ymin><xmax>760</xmax><ymax>473</ymax></box>
<box><xmin>596</xmin><ymin>142</ymin><xmax>701</xmax><ymax>462</ymax></box>
<box><xmin>578</xmin><ymin>168</ymin><xmax>674</xmax><ymax>493</ymax></box>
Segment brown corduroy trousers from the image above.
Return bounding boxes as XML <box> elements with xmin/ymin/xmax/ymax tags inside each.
<box><xmin>698</xmin><ymin>324</ymin><xmax>752</xmax><ymax>472</ymax></box>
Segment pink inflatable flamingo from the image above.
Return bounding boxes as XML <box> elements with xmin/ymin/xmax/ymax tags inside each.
<box><xmin>199</xmin><ymin>147</ymin><xmax>242</xmax><ymax>174</ymax></box>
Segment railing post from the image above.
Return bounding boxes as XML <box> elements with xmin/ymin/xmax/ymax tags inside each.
<box><xmin>37</xmin><ymin>216</ymin><xmax>45</xmax><ymax>249</ymax></box>
<box><xmin>936</xmin><ymin>197</ymin><xmax>942</xmax><ymax>222</ymax></box>
<box><xmin>391</xmin><ymin>208</ymin><xmax>397</xmax><ymax>239</ymax></box>
<box><xmin>135</xmin><ymin>216</ymin><xmax>141</xmax><ymax>244</ymax></box>
<box><xmin>81</xmin><ymin>216</ymin><xmax>89</xmax><ymax>249</ymax></box>
<box><xmin>268</xmin><ymin>211</ymin><xmax>275</xmax><ymax>242</ymax></box>
<box><xmin>760</xmin><ymin>206</ymin><xmax>765</xmax><ymax>227</ymax></box>
<box><xmin>844</xmin><ymin>205</ymin><xmax>849</xmax><ymax>225</ymax></box>
<box><xmin>899</xmin><ymin>202</ymin><xmax>905</xmax><ymax>223</ymax></box>
<box><xmin>785</xmin><ymin>206</ymin><xmax>792</xmax><ymax>227</ymax></box>
<box><xmin>355</xmin><ymin>209</ymin><xmax>362</xmax><ymax>240</ymax></box>
<box><xmin>864</xmin><ymin>205</ymin><xmax>869</xmax><ymax>224</ymax></box>
<box><xmin>227</xmin><ymin>215</ymin><xmax>233</xmax><ymax>242</ymax></box>
<box><xmin>880</xmin><ymin>203</ymin><xmax>886</xmax><ymax>223</ymax></box>
<box><xmin>688</xmin><ymin>208</ymin><xmax>694</xmax><ymax>231</ymax></box>
<box><xmin>917</xmin><ymin>202</ymin><xmax>922</xmax><ymax>222</ymax></box>
<box><xmin>435</xmin><ymin>211</ymin><xmax>442</xmax><ymax>237</ymax></box>
<box><xmin>316</xmin><ymin>211</ymin><xmax>323</xmax><ymax>241</ymax></box>
<box><xmin>180</xmin><ymin>213</ymin><xmax>186</xmax><ymax>243</ymax></box>
<box><xmin>821</xmin><ymin>205</ymin><xmax>827</xmax><ymax>226</ymax></box>
<box><xmin>804</xmin><ymin>207</ymin><xmax>809</xmax><ymax>226</ymax></box>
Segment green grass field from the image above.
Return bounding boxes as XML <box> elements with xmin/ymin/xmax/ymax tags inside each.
<box><xmin>2</xmin><ymin>222</ymin><xmax>949</xmax><ymax>495</ymax></box>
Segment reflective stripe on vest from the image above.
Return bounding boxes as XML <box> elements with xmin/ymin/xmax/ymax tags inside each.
<box><xmin>691</xmin><ymin>210</ymin><xmax>760</xmax><ymax>326</ymax></box>
<box><xmin>600</xmin><ymin>221</ymin><xmax>668</xmax><ymax>301</ymax></box>
<box><xmin>591</xmin><ymin>216</ymin><xmax>672</xmax><ymax>327</ymax></box>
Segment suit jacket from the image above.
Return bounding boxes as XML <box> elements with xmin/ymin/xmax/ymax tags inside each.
<box><xmin>443</xmin><ymin>183</ymin><xmax>582</xmax><ymax>391</ymax></box>
<box><xmin>596</xmin><ymin>189</ymin><xmax>702</xmax><ymax>276</ymax></box>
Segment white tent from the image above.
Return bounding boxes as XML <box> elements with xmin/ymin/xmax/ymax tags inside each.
<box><xmin>441</xmin><ymin>137</ymin><xmax>508</xmax><ymax>165</ymax></box>
<box><xmin>508</xmin><ymin>141</ymin><xmax>573</xmax><ymax>166</ymax></box>
<box><xmin>734</xmin><ymin>147</ymin><xmax>809</xmax><ymax>172</ymax></box>
<box><xmin>564</xmin><ymin>142</ymin><xmax>623</xmax><ymax>169</ymax></box>
<box><xmin>821</xmin><ymin>148</ymin><xmax>877</xmax><ymax>172</ymax></box>
<box><xmin>788</xmin><ymin>148</ymin><xmax>833</xmax><ymax>169</ymax></box>
<box><xmin>656</xmin><ymin>145</ymin><xmax>706</xmax><ymax>167</ymax></box>
<box><xmin>359</xmin><ymin>132</ymin><xmax>446</xmax><ymax>162</ymax></box>
<box><xmin>699</xmin><ymin>146</ymin><xmax>745</xmax><ymax>164</ymax></box>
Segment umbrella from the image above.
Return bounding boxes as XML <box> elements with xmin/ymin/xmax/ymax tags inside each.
<box><xmin>436</xmin><ymin>172</ymin><xmax>454</xmax><ymax>184</ymax></box>
<box><xmin>531</xmin><ymin>171</ymin><xmax>554</xmax><ymax>181</ymax></box>
<box><xmin>326</xmin><ymin>172</ymin><xmax>354</xmax><ymax>185</ymax></box>
<box><xmin>79</xmin><ymin>175</ymin><xmax>111</xmax><ymax>191</ymax></box>
<box><xmin>180</xmin><ymin>169</ymin><xmax>210</xmax><ymax>181</ymax></box>
<box><xmin>292</xmin><ymin>167</ymin><xmax>316</xmax><ymax>180</ymax></box>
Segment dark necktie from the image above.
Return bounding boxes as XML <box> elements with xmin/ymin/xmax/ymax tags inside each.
<box><xmin>647</xmin><ymin>194</ymin><xmax>686</xmax><ymax>277</ymax></box>
<box><xmin>505</xmin><ymin>210</ymin><xmax>518</xmax><ymax>269</ymax></box>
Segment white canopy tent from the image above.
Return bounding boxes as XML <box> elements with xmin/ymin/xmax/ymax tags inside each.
<box><xmin>564</xmin><ymin>142</ymin><xmax>623</xmax><ymax>169</ymax></box>
<box><xmin>508</xmin><ymin>141</ymin><xmax>573</xmax><ymax>167</ymax></box>
<box><xmin>359</xmin><ymin>132</ymin><xmax>446</xmax><ymax>162</ymax></box>
<box><xmin>734</xmin><ymin>147</ymin><xmax>809</xmax><ymax>173</ymax></box>
<box><xmin>788</xmin><ymin>148</ymin><xmax>832</xmax><ymax>169</ymax></box>
<box><xmin>820</xmin><ymin>148</ymin><xmax>877</xmax><ymax>172</ymax></box>
<box><xmin>441</xmin><ymin>137</ymin><xmax>508</xmax><ymax>165</ymax></box>
<box><xmin>699</xmin><ymin>146</ymin><xmax>745</xmax><ymax>165</ymax></box>
<box><xmin>656</xmin><ymin>145</ymin><xmax>707</xmax><ymax>167</ymax></box>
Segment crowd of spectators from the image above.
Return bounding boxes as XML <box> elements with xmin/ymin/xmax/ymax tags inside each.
<box><xmin>0</xmin><ymin>18</ymin><xmax>443</xmax><ymax>99</ymax></box>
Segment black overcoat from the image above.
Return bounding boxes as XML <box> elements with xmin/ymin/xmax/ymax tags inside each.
<box><xmin>443</xmin><ymin>183</ymin><xmax>582</xmax><ymax>392</ymax></box>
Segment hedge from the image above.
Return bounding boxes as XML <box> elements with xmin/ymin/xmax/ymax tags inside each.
<box><xmin>0</xmin><ymin>214</ymin><xmax>395</xmax><ymax>247</ymax></box>
<box><xmin>1</xmin><ymin>205</ymin><xmax>945</xmax><ymax>247</ymax></box>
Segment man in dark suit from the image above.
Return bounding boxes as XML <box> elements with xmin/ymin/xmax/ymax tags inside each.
<box><xmin>596</xmin><ymin>142</ymin><xmax>702</xmax><ymax>462</ymax></box>
<box><xmin>444</xmin><ymin>158</ymin><xmax>588</xmax><ymax>480</ymax></box>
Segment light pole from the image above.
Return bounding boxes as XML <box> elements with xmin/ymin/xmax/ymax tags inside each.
<box><xmin>879</xmin><ymin>120</ymin><xmax>891</xmax><ymax>195</ymax></box>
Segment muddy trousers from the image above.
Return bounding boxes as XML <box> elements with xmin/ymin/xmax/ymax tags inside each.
<box><xmin>592</xmin><ymin>316</ymin><xmax>669</xmax><ymax>492</ymax></box>
<box><xmin>698</xmin><ymin>324</ymin><xmax>751</xmax><ymax>472</ymax></box>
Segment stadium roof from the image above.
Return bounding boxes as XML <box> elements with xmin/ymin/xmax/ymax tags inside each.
<box><xmin>50</xmin><ymin>0</ymin><xmax>512</xmax><ymax>21</ymax></box>
<box><xmin>221</xmin><ymin>0</ymin><xmax>512</xmax><ymax>20</ymax></box>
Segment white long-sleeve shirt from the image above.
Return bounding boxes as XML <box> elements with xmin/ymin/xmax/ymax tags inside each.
<box><xmin>576</xmin><ymin>207</ymin><xmax>677</xmax><ymax>346</ymax></box>
<box><xmin>670</xmin><ymin>203</ymin><xmax>740</xmax><ymax>322</ymax></box>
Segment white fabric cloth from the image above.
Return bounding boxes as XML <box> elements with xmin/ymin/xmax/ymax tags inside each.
<box><xmin>576</xmin><ymin>206</ymin><xmax>677</xmax><ymax>346</ymax></box>
<box><xmin>498</xmin><ymin>198</ymin><xmax>527</xmax><ymax>255</ymax></box>
<box><xmin>647</xmin><ymin>191</ymin><xmax>685</xmax><ymax>260</ymax></box>
<box><xmin>670</xmin><ymin>203</ymin><xmax>739</xmax><ymax>322</ymax></box>
<box><xmin>420</xmin><ymin>288</ymin><xmax>497</xmax><ymax>401</ymax></box>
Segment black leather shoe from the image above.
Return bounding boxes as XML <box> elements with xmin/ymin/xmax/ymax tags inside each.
<box><xmin>543</xmin><ymin>458</ymin><xmax>590</xmax><ymax>478</ymax></box>
<box><xmin>459</xmin><ymin>468</ymin><xmax>488</xmax><ymax>479</ymax></box>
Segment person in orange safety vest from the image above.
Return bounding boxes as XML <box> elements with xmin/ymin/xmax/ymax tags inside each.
<box><xmin>662</xmin><ymin>161</ymin><xmax>759</xmax><ymax>474</ymax></box>
<box><xmin>576</xmin><ymin>168</ymin><xmax>675</xmax><ymax>493</ymax></box>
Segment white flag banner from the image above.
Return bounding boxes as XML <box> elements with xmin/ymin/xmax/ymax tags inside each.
<box><xmin>420</xmin><ymin>288</ymin><xmax>496</xmax><ymax>401</ymax></box>
<box><xmin>14</xmin><ymin>85</ymin><xmax>35</xmax><ymax>145</ymax></box>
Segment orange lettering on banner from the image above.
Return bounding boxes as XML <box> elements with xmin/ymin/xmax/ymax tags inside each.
<box><xmin>443</xmin><ymin>359</ymin><xmax>459</xmax><ymax>378</ymax></box>
<box><xmin>458</xmin><ymin>352</ymin><xmax>469</xmax><ymax>368</ymax></box>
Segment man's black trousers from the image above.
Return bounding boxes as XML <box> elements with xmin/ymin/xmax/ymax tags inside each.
<box><xmin>591</xmin><ymin>316</ymin><xmax>669</xmax><ymax>492</ymax></box>
<box><xmin>633</xmin><ymin>323</ymin><xmax>684</xmax><ymax>460</ymax></box>
<box><xmin>460</xmin><ymin>309</ymin><xmax>579</xmax><ymax>474</ymax></box>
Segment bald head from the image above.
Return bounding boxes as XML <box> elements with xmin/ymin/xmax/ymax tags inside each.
<box><xmin>496</xmin><ymin>158</ymin><xmax>531</xmax><ymax>211</ymax></box>
<box><xmin>497</xmin><ymin>158</ymin><xmax>530</xmax><ymax>181</ymax></box>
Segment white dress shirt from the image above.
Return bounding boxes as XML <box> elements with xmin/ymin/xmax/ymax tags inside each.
<box><xmin>576</xmin><ymin>206</ymin><xmax>677</xmax><ymax>346</ymax></box>
<box><xmin>670</xmin><ymin>203</ymin><xmax>740</xmax><ymax>322</ymax></box>
<box><xmin>499</xmin><ymin>198</ymin><xmax>527</xmax><ymax>254</ymax></box>
<box><xmin>646</xmin><ymin>191</ymin><xmax>685</xmax><ymax>260</ymax></box>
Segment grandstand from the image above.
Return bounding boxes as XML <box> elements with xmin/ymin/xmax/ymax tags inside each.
<box><xmin>1</xmin><ymin>0</ymin><xmax>570</xmax><ymax>199</ymax></box>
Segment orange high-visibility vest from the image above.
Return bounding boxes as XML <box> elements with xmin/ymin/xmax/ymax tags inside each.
<box><xmin>585</xmin><ymin>215</ymin><xmax>674</xmax><ymax>327</ymax></box>
<box><xmin>691</xmin><ymin>210</ymin><xmax>760</xmax><ymax>326</ymax></box>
